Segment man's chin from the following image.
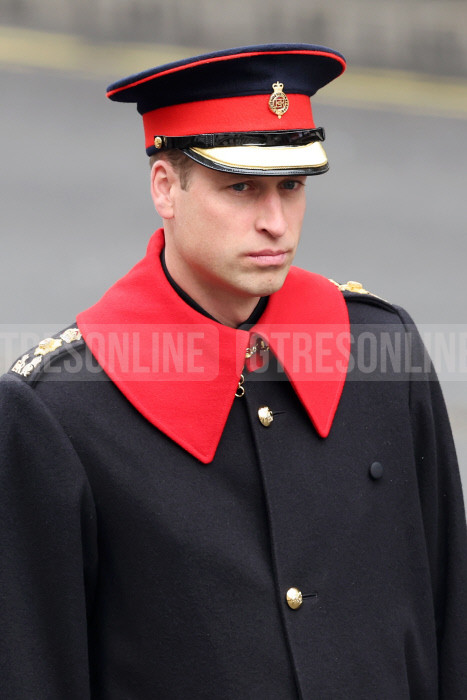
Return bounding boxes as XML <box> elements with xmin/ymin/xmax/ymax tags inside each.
<box><xmin>247</xmin><ymin>273</ymin><xmax>289</xmax><ymax>298</ymax></box>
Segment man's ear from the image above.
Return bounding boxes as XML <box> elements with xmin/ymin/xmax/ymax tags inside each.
<box><xmin>150</xmin><ymin>159</ymin><xmax>177</xmax><ymax>220</ymax></box>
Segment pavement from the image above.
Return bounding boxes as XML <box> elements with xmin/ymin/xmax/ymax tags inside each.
<box><xmin>1</xmin><ymin>25</ymin><xmax>466</xmax><ymax>487</ymax></box>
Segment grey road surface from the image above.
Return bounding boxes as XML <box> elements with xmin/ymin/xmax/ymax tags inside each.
<box><xmin>1</xmin><ymin>64</ymin><xmax>466</xmax><ymax>488</ymax></box>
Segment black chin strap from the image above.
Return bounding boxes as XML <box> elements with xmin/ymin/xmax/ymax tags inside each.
<box><xmin>152</xmin><ymin>128</ymin><xmax>325</xmax><ymax>152</ymax></box>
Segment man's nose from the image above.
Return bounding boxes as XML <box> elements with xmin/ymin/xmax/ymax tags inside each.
<box><xmin>255</xmin><ymin>191</ymin><xmax>287</xmax><ymax>238</ymax></box>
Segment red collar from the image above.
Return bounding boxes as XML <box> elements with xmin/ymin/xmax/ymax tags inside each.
<box><xmin>77</xmin><ymin>229</ymin><xmax>349</xmax><ymax>463</ymax></box>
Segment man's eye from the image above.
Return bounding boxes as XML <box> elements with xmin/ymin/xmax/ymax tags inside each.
<box><xmin>231</xmin><ymin>182</ymin><xmax>249</xmax><ymax>192</ymax></box>
<box><xmin>281</xmin><ymin>180</ymin><xmax>300</xmax><ymax>190</ymax></box>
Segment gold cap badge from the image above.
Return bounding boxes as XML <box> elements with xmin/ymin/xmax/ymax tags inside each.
<box><xmin>268</xmin><ymin>81</ymin><xmax>289</xmax><ymax>119</ymax></box>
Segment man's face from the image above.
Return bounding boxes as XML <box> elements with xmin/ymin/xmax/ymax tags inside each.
<box><xmin>160</xmin><ymin>160</ymin><xmax>307</xmax><ymax>317</ymax></box>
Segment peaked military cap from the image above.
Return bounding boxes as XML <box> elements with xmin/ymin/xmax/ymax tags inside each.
<box><xmin>107</xmin><ymin>43</ymin><xmax>346</xmax><ymax>176</ymax></box>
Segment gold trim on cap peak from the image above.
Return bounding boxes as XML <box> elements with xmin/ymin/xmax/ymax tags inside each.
<box><xmin>189</xmin><ymin>141</ymin><xmax>327</xmax><ymax>171</ymax></box>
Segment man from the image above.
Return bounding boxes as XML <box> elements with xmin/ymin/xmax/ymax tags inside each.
<box><xmin>1</xmin><ymin>44</ymin><xmax>466</xmax><ymax>699</ymax></box>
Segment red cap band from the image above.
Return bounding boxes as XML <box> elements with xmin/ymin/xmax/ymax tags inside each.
<box><xmin>142</xmin><ymin>94</ymin><xmax>315</xmax><ymax>149</ymax></box>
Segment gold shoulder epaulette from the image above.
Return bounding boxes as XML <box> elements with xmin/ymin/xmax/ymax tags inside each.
<box><xmin>10</xmin><ymin>327</ymin><xmax>83</xmax><ymax>379</ymax></box>
<box><xmin>329</xmin><ymin>279</ymin><xmax>369</xmax><ymax>294</ymax></box>
<box><xmin>329</xmin><ymin>279</ymin><xmax>387</xmax><ymax>302</ymax></box>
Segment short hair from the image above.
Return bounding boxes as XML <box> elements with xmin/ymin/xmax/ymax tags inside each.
<box><xmin>149</xmin><ymin>150</ymin><xmax>195</xmax><ymax>190</ymax></box>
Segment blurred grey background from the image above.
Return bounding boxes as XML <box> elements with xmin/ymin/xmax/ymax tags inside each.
<box><xmin>2</xmin><ymin>0</ymin><xmax>467</xmax><ymax>76</ymax></box>
<box><xmin>0</xmin><ymin>0</ymin><xmax>466</xmax><ymax>486</ymax></box>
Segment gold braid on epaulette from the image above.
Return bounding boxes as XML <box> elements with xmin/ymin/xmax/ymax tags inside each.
<box><xmin>10</xmin><ymin>328</ymin><xmax>82</xmax><ymax>378</ymax></box>
<box><xmin>328</xmin><ymin>279</ymin><xmax>387</xmax><ymax>302</ymax></box>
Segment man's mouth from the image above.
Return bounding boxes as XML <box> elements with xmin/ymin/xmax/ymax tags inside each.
<box><xmin>247</xmin><ymin>250</ymin><xmax>288</xmax><ymax>266</ymax></box>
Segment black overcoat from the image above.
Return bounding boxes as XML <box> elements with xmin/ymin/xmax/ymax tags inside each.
<box><xmin>1</xmin><ymin>242</ymin><xmax>466</xmax><ymax>698</ymax></box>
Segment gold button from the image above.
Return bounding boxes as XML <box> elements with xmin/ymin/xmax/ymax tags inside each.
<box><xmin>154</xmin><ymin>136</ymin><xmax>164</xmax><ymax>149</ymax></box>
<box><xmin>258</xmin><ymin>406</ymin><xmax>273</xmax><ymax>427</ymax></box>
<box><xmin>286</xmin><ymin>587</ymin><xmax>303</xmax><ymax>610</ymax></box>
